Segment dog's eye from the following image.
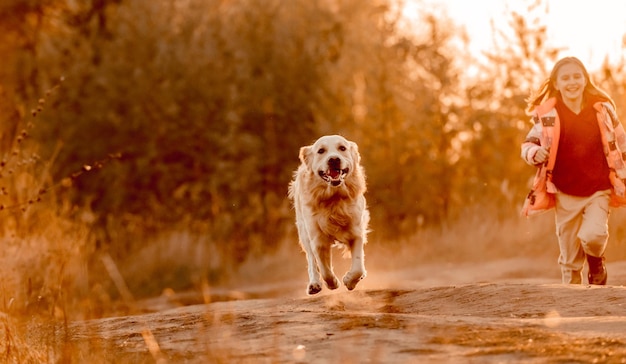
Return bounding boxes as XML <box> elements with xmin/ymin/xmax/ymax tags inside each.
<box><xmin>317</xmin><ymin>148</ymin><xmax>325</xmax><ymax>154</ymax></box>
<box><xmin>339</xmin><ymin>145</ymin><xmax>347</xmax><ymax>151</ymax></box>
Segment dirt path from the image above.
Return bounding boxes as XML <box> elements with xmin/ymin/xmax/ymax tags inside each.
<box><xmin>62</xmin><ymin>258</ymin><xmax>626</xmax><ymax>363</ymax></box>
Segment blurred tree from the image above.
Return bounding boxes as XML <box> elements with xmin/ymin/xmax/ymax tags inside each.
<box><xmin>304</xmin><ymin>1</ymin><xmax>471</xmax><ymax>233</ymax></box>
<box><xmin>0</xmin><ymin>0</ymin><xmax>47</xmax><ymax>152</ymax></box>
<box><xmin>595</xmin><ymin>55</ymin><xmax>626</xmax><ymax>118</ymax></box>
<box><xmin>457</xmin><ymin>0</ymin><xmax>560</xmax><ymax>213</ymax></box>
<box><xmin>4</xmin><ymin>0</ymin><xmax>626</xmax><ymax>278</ymax></box>
<box><xmin>31</xmin><ymin>0</ymin><xmax>352</xmax><ymax>261</ymax></box>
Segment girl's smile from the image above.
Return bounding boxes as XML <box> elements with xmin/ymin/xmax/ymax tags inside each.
<box><xmin>554</xmin><ymin>63</ymin><xmax>586</xmax><ymax>112</ymax></box>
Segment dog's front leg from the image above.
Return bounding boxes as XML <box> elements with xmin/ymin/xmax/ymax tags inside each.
<box><xmin>298</xmin><ymin>228</ymin><xmax>323</xmax><ymax>295</ymax></box>
<box><xmin>312</xmin><ymin>236</ymin><xmax>340</xmax><ymax>291</ymax></box>
<box><xmin>343</xmin><ymin>236</ymin><xmax>366</xmax><ymax>290</ymax></box>
<box><xmin>304</xmin><ymin>248</ymin><xmax>323</xmax><ymax>295</ymax></box>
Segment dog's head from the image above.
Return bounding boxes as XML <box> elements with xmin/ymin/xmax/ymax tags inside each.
<box><xmin>299</xmin><ymin>135</ymin><xmax>360</xmax><ymax>187</ymax></box>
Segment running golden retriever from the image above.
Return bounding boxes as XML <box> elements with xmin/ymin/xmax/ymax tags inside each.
<box><xmin>288</xmin><ymin>135</ymin><xmax>370</xmax><ymax>295</ymax></box>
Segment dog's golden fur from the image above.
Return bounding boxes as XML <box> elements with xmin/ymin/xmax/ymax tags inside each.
<box><xmin>288</xmin><ymin>135</ymin><xmax>369</xmax><ymax>295</ymax></box>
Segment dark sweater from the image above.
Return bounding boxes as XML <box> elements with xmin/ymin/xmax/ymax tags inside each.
<box><xmin>552</xmin><ymin>97</ymin><xmax>612</xmax><ymax>196</ymax></box>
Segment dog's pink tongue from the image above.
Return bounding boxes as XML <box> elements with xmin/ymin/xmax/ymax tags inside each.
<box><xmin>329</xmin><ymin>169</ymin><xmax>341</xmax><ymax>179</ymax></box>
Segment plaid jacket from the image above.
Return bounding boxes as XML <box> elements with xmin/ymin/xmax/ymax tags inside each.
<box><xmin>521</xmin><ymin>98</ymin><xmax>626</xmax><ymax>217</ymax></box>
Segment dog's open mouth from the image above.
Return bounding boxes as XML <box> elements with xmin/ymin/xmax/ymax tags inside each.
<box><xmin>318</xmin><ymin>168</ymin><xmax>349</xmax><ymax>186</ymax></box>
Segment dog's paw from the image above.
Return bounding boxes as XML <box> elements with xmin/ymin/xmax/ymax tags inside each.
<box><xmin>325</xmin><ymin>276</ymin><xmax>340</xmax><ymax>290</ymax></box>
<box><xmin>343</xmin><ymin>271</ymin><xmax>366</xmax><ymax>291</ymax></box>
<box><xmin>307</xmin><ymin>282</ymin><xmax>323</xmax><ymax>295</ymax></box>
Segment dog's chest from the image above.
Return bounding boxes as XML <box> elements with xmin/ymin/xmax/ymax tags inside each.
<box><xmin>315</xmin><ymin>203</ymin><xmax>357</xmax><ymax>239</ymax></box>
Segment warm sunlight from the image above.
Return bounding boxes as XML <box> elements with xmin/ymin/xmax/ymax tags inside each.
<box><xmin>5</xmin><ymin>1</ymin><xmax>626</xmax><ymax>361</ymax></box>
<box><xmin>404</xmin><ymin>0</ymin><xmax>626</xmax><ymax>70</ymax></box>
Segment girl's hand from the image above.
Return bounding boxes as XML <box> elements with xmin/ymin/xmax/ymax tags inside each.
<box><xmin>533</xmin><ymin>147</ymin><xmax>550</xmax><ymax>164</ymax></box>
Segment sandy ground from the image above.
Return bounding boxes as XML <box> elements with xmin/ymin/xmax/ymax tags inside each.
<box><xmin>60</xmin><ymin>257</ymin><xmax>626</xmax><ymax>363</ymax></box>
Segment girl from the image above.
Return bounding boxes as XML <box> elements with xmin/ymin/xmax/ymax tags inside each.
<box><xmin>521</xmin><ymin>57</ymin><xmax>626</xmax><ymax>285</ymax></box>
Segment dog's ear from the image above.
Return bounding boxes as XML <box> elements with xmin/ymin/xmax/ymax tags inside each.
<box><xmin>299</xmin><ymin>145</ymin><xmax>313</xmax><ymax>170</ymax></box>
<box><xmin>349</xmin><ymin>141</ymin><xmax>361</xmax><ymax>165</ymax></box>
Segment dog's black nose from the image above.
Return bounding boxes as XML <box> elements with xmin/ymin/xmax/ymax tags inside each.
<box><xmin>328</xmin><ymin>157</ymin><xmax>341</xmax><ymax>169</ymax></box>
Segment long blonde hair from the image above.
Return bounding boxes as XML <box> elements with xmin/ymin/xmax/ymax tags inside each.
<box><xmin>525</xmin><ymin>56</ymin><xmax>615</xmax><ymax>115</ymax></box>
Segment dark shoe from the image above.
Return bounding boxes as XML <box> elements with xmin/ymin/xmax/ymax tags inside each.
<box><xmin>587</xmin><ymin>255</ymin><xmax>607</xmax><ymax>285</ymax></box>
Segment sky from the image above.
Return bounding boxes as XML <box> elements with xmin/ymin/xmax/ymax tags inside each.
<box><xmin>404</xmin><ymin>0</ymin><xmax>626</xmax><ymax>71</ymax></box>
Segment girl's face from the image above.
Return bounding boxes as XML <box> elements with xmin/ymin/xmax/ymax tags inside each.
<box><xmin>553</xmin><ymin>62</ymin><xmax>586</xmax><ymax>103</ymax></box>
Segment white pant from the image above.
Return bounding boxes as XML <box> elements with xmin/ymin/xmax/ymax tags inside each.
<box><xmin>554</xmin><ymin>190</ymin><xmax>611</xmax><ymax>284</ymax></box>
